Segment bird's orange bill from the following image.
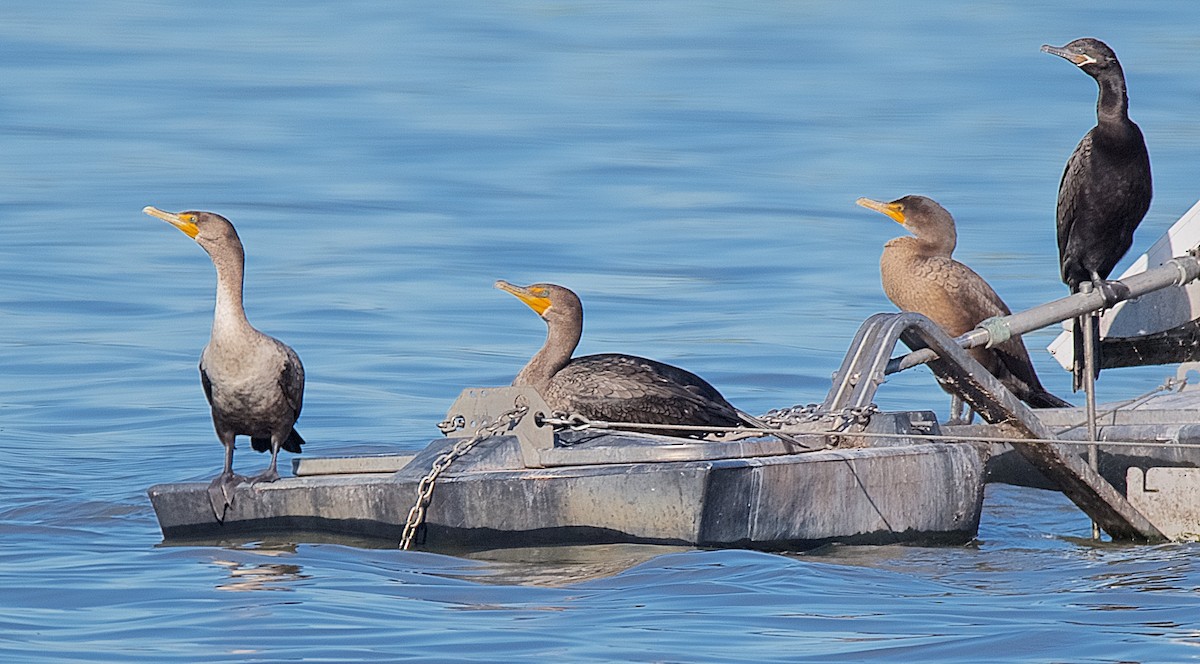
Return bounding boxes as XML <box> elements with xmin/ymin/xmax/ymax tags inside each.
<box><xmin>495</xmin><ymin>280</ymin><xmax>551</xmax><ymax>316</ymax></box>
<box><xmin>143</xmin><ymin>206</ymin><xmax>200</xmax><ymax>239</ymax></box>
<box><xmin>855</xmin><ymin>197</ymin><xmax>907</xmax><ymax>225</ymax></box>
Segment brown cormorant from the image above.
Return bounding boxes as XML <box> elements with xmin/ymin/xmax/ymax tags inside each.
<box><xmin>857</xmin><ymin>195</ymin><xmax>1071</xmax><ymax>409</ymax></box>
<box><xmin>145</xmin><ymin>207</ymin><xmax>305</xmax><ymax>520</ymax></box>
<box><xmin>1042</xmin><ymin>38</ymin><xmax>1152</xmax><ymax>389</ymax></box>
<box><xmin>495</xmin><ymin>280</ymin><xmax>765</xmax><ymax>438</ymax></box>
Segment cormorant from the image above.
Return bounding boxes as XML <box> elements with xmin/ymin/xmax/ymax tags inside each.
<box><xmin>857</xmin><ymin>195</ymin><xmax>1071</xmax><ymax>410</ymax></box>
<box><xmin>1042</xmin><ymin>38</ymin><xmax>1152</xmax><ymax>389</ymax></box>
<box><xmin>145</xmin><ymin>207</ymin><xmax>305</xmax><ymax>521</ymax></box>
<box><xmin>495</xmin><ymin>280</ymin><xmax>767</xmax><ymax>438</ymax></box>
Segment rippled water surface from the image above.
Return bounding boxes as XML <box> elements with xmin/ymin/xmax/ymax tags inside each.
<box><xmin>4</xmin><ymin>2</ymin><xmax>1200</xmax><ymax>661</ymax></box>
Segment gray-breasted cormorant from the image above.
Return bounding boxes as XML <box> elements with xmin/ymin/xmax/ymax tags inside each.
<box><xmin>145</xmin><ymin>207</ymin><xmax>305</xmax><ymax>520</ymax></box>
<box><xmin>857</xmin><ymin>195</ymin><xmax>1071</xmax><ymax>409</ymax></box>
<box><xmin>1042</xmin><ymin>38</ymin><xmax>1152</xmax><ymax>389</ymax></box>
<box><xmin>496</xmin><ymin>280</ymin><xmax>765</xmax><ymax>438</ymax></box>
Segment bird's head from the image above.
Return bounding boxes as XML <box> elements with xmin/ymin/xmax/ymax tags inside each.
<box><xmin>144</xmin><ymin>207</ymin><xmax>243</xmax><ymax>254</ymax></box>
<box><xmin>856</xmin><ymin>195</ymin><xmax>957</xmax><ymax>252</ymax></box>
<box><xmin>1041</xmin><ymin>38</ymin><xmax>1121</xmax><ymax>78</ymax></box>
<box><xmin>495</xmin><ymin>280</ymin><xmax>582</xmax><ymax>326</ymax></box>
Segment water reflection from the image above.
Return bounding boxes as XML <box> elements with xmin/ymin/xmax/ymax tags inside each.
<box><xmin>200</xmin><ymin>540</ymin><xmax>685</xmax><ymax>589</ymax></box>
<box><xmin>213</xmin><ymin>559</ymin><xmax>308</xmax><ymax>593</ymax></box>
<box><xmin>211</xmin><ymin>542</ymin><xmax>309</xmax><ymax>592</ymax></box>
<box><xmin>461</xmin><ymin>544</ymin><xmax>692</xmax><ymax>587</ymax></box>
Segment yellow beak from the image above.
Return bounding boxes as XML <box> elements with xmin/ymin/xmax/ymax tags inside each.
<box><xmin>143</xmin><ymin>206</ymin><xmax>199</xmax><ymax>239</ymax></box>
<box><xmin>855</xmin><ymin>197</ymin><xmax>907</xmax><ymax>225</ymax></box>
<box><xmin>495</xmin><ymin>280</ymin><xmax>551</xmax><ymax>316</ymax></box>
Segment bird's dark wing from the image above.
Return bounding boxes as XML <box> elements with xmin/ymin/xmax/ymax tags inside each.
<box><xmin>903</xmin><ymin>258</ymin><xmax>1068</xmax><ymax>407</ymax></box>
<box><xmin>1056</xmin><ymin>130</ymin><xmax>1094</xmax><ymax>285</ymax></box>
<box><xmin>548</xmin><ymin>354</ymin><xmax>742</xmax><ymax>429</ymax></box>
<box><xmin>992</xmin><ymin>338</ymin><xmax>1053</xmax><ymax>398</ymax></box>
<box><xmin>269</xmin><ymin>340</ymin><xmax>304</xmax><ymax>420</ymax></box>
<box><xmin>945</xmin><ymin>265</ymin><xmax>1069</xmax><ymax>407</ymax></box>
<box><xmin>1057</xmin><ymin>126</ymin><xmax>1151</xmax><ymax>286</ymax></box>
<box><xmin>199</xmin><ymin>361</ymin><xmax>215</xmax><ymax>407</ymax></box>
<box><xmin>941</xmin><ymin>258</ymin><xmax>1012</xmax><ymax>316</ymax></box>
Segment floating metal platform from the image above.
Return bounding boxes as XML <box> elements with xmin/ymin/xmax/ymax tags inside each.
<box><xmin>149</xmin><ymin>388</ymin><xmax>988</xmax><ymax>550</ymax></box>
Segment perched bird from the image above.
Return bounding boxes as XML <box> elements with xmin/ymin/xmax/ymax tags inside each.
<box><xmin>857</xmin><ymin>195</ymin><xmax>1071</xmax><ymax>411</ymax></box>
<box><xmin>1042</xmin><ymin>38</ymin><xmax>1152</xmax><ymax>389</ymax></box>
<box><xmin>495</xmin><ymin>280</ymin><xmax>777</xmax><ymax>439</ymax></box>
<box><xmin>145</xmin><ymin>207</ymin><xmax>305</xmax><ymax>521</ymax></box>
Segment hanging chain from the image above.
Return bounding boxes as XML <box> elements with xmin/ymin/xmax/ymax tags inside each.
<box><xmin>400</xmin><ymin>404</ymin><xmax>529</xmax><ymax>550</ymax></box>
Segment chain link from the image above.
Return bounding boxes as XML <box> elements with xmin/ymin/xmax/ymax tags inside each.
<box><xmin>551</xmin><ymin>412</ymin><xmax>592</xmax><ymax>430</ymax></box>
<box><xmin>539</xmin><ymin>403</ymin><xmax>878</xmax><ymax>447</ymax></box>
<box><xmin>436</xmin><ymin>415</ymin><xmax>466</xmax><ymax>435</ymax></box>
<box><xmin>758</xmin><ymin>403</ymin><xmax>823</xmax><ymax>426</ymax></box>
<box><xmin>400</xmin><ymin>405</ymin><xmax>528</xmax><ymax>550</ymax></box>
<box><xmin>760</xmin><ymin>403</ymin><xmax>877</xmax><ymax>433</ymax></box>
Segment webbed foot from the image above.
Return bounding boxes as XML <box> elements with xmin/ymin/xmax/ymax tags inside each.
<box><xmin>249</xmin><ymin>467</ymin><xmax>281</xmax><ymax>485</ymax></box>
<box><xmin>207</xmin><ymin>472</ymin><xmax>248</xmax><ymax>523</ymax></box>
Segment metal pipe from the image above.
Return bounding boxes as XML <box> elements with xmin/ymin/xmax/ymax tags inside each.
<box><xmin>1080</xmin><ymin>283</ymin><xmax>1100</xmax><ymax>540</ymax></box>
<box><xmin>886</xmin><ymin>252</ymin><xmax>1200</xmax><ymax>375</ymax></box>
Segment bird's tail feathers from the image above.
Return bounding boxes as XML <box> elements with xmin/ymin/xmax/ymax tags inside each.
<box><xmin>250</xmin><ymin>428</ymin><xmax>305</xmax><ymax>454</ymax></box>
<box><xmin>282</xmin><ymin>428</ymin><xmax>305</xmax><ymax>453</ymax></box>
<box><xmin>1025</xmin><ymin>390</ymin><xmax>1073</xmax><ymax>409</ymax></box>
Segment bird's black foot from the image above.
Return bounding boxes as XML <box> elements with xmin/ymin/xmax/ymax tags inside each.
<box><xmin>1096</xmin><ymin>279</ymin><xmax>1131</xmax><ymax>306</ymax></box>
<box><xmin>207</xmin><ymin>472</ymin><xmax>248</xmax><ymax>523</ymax></box>
<box><xmin>249</xmin><ymin>468</ymin><xmax>281</xmax><ymax>485</ymax></box>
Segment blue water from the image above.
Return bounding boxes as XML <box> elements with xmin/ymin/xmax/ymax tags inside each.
<box><xmin>4</xmin><ymin>1</ymin><xmax>1200</xmax><ymax>661</ymax></box>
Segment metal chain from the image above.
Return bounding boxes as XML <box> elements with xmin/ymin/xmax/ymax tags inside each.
<box><xmin>400</xmin><ymin>405</ymin><xmax>528</xmax><ymax>550</ymax></box>
<box><xmin>830</xmin><ymin>404</ymin><xmax>879</xmax><ymax>432</ymax></box>
<box><xmin>758</xmin><ymin>403</ymin><xmax>823</xmax><ymax>426</ymax></box>
<box><xmin>436</xmin><ymin>415</ymin><xmax>466</xmax><ymax>435</ymax></box>
<box><xmin>539</xmin><ymin>403</ymin><xmax>878</xmax><ymax>445</ymax></box>
<box><xmin>760</xmin><ymin>403</ymin><xmax>877</xmax><ymax>431</ymax></box>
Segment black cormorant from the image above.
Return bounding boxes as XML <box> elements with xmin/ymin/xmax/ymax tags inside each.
<box><xmin>1042</xmin><ymin>38</ymin><xmax>1152</xmax><ymax>389</ymax></box>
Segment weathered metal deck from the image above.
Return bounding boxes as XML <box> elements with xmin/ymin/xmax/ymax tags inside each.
<box><xmin>149</xmin><ymin>393</ymin><xmax>988</xmax><ymax>550</ymax></box>
<box><xmin>981</xmin><ymin>376</ymin><xmax>1200</xmax><ymax>493</ymax></box>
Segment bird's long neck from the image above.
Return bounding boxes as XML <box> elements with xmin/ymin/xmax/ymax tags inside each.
<box><xmin>888</xmin><ymin>230</ymin><xmax>955</xmax><ymax>259</ymax></box>
<box><xmin>514</xmin><ymin>316</ymin><xmax>581</xmax><ymax>389</ymax></box>
<box><xmin>1094</xmin><ymin>65</ymin><xmax>1131</xmax><ymax>129</ymax></box>
<box><xmin>208</xmin><ymin>243</ymin><xmax>254</xmax><ymax>341</ymax></box>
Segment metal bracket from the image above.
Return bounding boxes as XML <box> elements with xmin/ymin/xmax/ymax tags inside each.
<box><xmin>442</xmin><ymin>386</ymin><xmax>555</xmax><ymax>468</ymax></box>
<box><xmin>822</xmin><ymin>311</ymin><xmax>1164</xmax><ymax>542</ymax></box>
